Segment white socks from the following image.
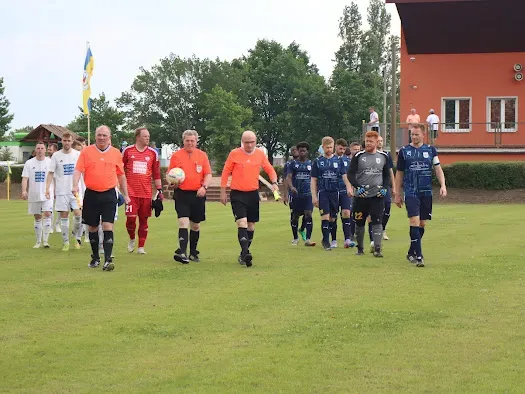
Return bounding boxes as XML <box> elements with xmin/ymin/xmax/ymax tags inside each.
<box><xmin>34</xmin><ymin>219</ymin><xmax>42</xmax><ymax>244</ymax></box>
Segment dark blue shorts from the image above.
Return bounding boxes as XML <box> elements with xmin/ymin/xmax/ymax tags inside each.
<box><xmin>338</xmin><ymin>191</ymin><xmax>352</xmax><ymax>211</ymax></box>
<box><xmin>405</xmin><ymin>195</ymin><xmax>432</xmax><ymax>220</ymax></box>
<box><xmin>291</xmin><ymin>195</ymin><xmax>313</xmax><ymax>214</ymax></box>
<box><xmin>288</xmin><ymin>192</ymin><xmax>294</xmax><ymax>211</ymax></box>
<box><xmin>319</xmin><ymin>191</ymin><xmax>339</xmax><ymax>218</ymax></box>
<box><xmin>384</xmin><ymin>189</ymin><xmax>392</xmax><ymax>204</ymax></box>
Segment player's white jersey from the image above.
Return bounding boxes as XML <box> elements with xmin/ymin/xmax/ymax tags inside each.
<box><xmin>78</xmin><ymin>174</ymin><xmax>86</xmax><ymax>200</ymax></box>
<box><xmin>22</xmin><ymin>157</ymin><xmax>53</xmax><ymax>203</ymax></box>
<box><xmin>50</xmin><ymin>149</ymin><xmax>80</xmax><ymax>196</ymax></box>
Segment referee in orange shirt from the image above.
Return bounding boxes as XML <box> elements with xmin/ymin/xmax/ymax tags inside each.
<box><xmin>220</xmin><ymin>130</ymin><xmax>278</xmax><ymax>267</ymax></box>
<box><xmin>169</xmin><ymin>130</ymin><xmax>212</xmax><ymax>264</ymax></box>
<box><xmin>72</xmin><ymin>125</ymin><xmax>130</xmax><ymax>271</ymax></box>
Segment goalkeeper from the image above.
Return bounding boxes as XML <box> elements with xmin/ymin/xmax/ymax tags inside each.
<box><xmin>347</xmin><ymin>131</ymin><xmax>391</xmax><ymax>257</ymax></box>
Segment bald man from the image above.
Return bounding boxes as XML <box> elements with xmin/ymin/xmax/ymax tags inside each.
<box><xmin>220</xmin><ymin>131</ymin><xmax>278</xmax><ymax>267</ymax></box>
<box><xmin>73</xmin><ymin>125</ymin><xmax>130</xmax><ymax>271</ymax></box>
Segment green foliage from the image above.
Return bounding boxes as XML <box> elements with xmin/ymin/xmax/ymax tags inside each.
<box><xmin>260</xmin><ymin>165</ymin><xmax>284</xmax><ymax>184</ymax></box>
<box><xmin>0</xmin><ymin>77</ymin><xmax>14</xmax><ymax>140</ymax></box>
<box><xmin>203</xmin><ymin>86</ymin><xmax>252</xmax><ymax>172</ymax></box>
<box><xmin>67</xmin><ymin>93</ymin><xmax>127</xmax><ymax>144</ymax></box>
<box><xmin>0</xmin><ymin>146</ymin><xmax>14</xmax><ymax>161</ymax></box>
<box><xmin>9</xmin><ymin>165</ymin><xmax>23</xmax><ymax>183</ymax></box>
<box><xmin>0</xmin><ymin>166</ymin><xmax>6</xmax><ymax>183</ymax></box>
<box><xmin>439</xmin><ymin>162</ymin><xmax>525</xmax><ymax>190</ymax></box>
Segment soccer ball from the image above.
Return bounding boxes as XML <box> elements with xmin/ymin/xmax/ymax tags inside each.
<box><xmin>166</xmin><ymin>167</ymin><xmax>185</xmax><ymax>185</ymax></box>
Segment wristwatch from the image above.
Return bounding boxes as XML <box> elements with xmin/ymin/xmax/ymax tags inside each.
<box><xmin>202</xmin><ymin>185</ymin><xmax>208</xmax><ymax>190</ymax></box>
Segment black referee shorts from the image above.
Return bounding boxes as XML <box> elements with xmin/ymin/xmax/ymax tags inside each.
<box><xmin>352</xmin><ymin>196</ymin><xmax>384</xmax><ymax>226</ymax></box>
<box><xmin>82</xmin><ymin>188</ymin><xmax>117</xmax><ymax>227</ymax></box>
<box><xmin>174</xmin><ymin>189</ymin><xmax>206</xmax><ymax>223</ymax></box>
<box><xmin>230</xmin><ymin>190</ymin><xmax>260</xmax><ymax>223</ymax></box>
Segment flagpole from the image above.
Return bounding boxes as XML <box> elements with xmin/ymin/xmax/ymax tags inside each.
<box><xmin>85</xmin><ymin>41</ymin><xmax>91</xmax><ymax>145</ymax></box>
<box><xmin>87</xmin><ymin>114</ymin><xmax>91</xmax><ymax>145</ymax></box>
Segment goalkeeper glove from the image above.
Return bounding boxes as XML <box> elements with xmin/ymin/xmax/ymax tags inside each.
<box><xmin>377</xmin><ymin>187</ymin><xmax>387</xmax><ymax>197</ymax></box>
<box><xmin>356</xmin><ymin>186</ymin><xmax>367</xmax><ymax>197</ymax></box>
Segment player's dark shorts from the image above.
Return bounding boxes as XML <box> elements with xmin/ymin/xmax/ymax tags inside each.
<box><xmin>352</xmin><ymin>196</ymin><xmax>385</xmax><ymax>225</ymax></box>
<box><xmin>230</xmin><ymin>190</ymin><xmax>260</xmax><ymax>223</ymax></box>
<box><xmin>338</xmin><ymin>191</ymin><xmax>352</xmax><ymax>211</ymax></box>
<box><xmin>384</xmin><ymin>188</ymin><xmax>392</xmax><ymax>204</ymax></box>
<box><xmin>174</xmin><ymin>189</ymin><xmax>206</xmax><ymax>223</ymax></box>
<box><xmin>319</xmin><ymin>191</ymin><xmax>339</xmax><ymax>218</ymax></box>
<box><xmin>288</xmin><ymin>192</ymin><xmax>294</xmax><ymax>211</ymax></box>
<box><xmin>405</xmin><ymin>194</ymin><xmax>432</xmax><ymax>220</ymax></box>
<box><xmin>82</xmin><ymin>188</ymin><xmax>117</xmax><ymax>227</ymax></box>
<box><xmin>371</xmin><ymin>126</ymin><xmax>379</xmax><ymax>132</ymax></box>
<box><xmin>291</xmin><ymin>194</ymin><xmax>313</xmax><ymax>215</ymax></box>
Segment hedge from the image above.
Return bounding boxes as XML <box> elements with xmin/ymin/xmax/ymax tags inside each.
<box><xmin>0</xmin><ymin>167</ymin><xmax>6</xmax><ymax>183</ymax></box>
<box><xmin>437</xmin><ymin>162</ymin><xmax>525</xmax><ymax>190</ymax></box>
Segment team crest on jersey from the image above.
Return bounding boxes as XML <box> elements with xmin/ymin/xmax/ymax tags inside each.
<box><xmin>376</xmin><ymin>158</ymin><xmax>381</xmax><ymax>164</ymax></box>
<box><xmin>333</xmin><ymin>162</ymin><xmax>338</xmax><ymax>168</ymax></box>
<box><xmin>307</xmin><ymin>165</ymin><xmax>311</xmax><ymax>170</ymax></box>
<box><xmin>145</xmin><ymin>156</ymin><xmax>150</xmax><ymax>161</ymax></box>
<box><xmin>196</xmin><ymin>164</ymin><xmax>202</xmax><ymax>173</ymax></box>
<box><xmin>423</xmin><ymin>152</ymin><xmax>429</xmax><ymax>158</ymax></box>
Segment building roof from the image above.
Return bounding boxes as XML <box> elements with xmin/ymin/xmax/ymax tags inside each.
<box><xmin>388</xmin><ymin>0</ymin><xmax>525</xmax><ymax>54</ymax></box>
<box><xmin>21</xmin><ymin>124</ymin><xmax>80</xmax><ymax>142</ymax></box>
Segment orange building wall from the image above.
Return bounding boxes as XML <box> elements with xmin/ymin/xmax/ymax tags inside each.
<box><xmin>439</xmin><ymin>153</ymin><xmax>525</xmax><ymax>165</ymax></box>
<box><xmin>400</xmin><ymin>30</ymin><xmax>525</xmax><ymax>147</ymax></box>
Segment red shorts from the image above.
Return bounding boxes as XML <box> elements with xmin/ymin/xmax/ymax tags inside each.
<box><xmin>125</xmin><ymin>196</ymin><xmax>151</xmax><ymax>218</ymax></box>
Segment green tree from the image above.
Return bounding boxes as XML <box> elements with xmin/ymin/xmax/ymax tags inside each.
<box><xmin>335</xmin><ymin>2</ymin><xmax>362</xmax><ymax>72</ymax></box>
<box><xmin>243</xmin><ymin>39</ymin><xmax>324</xmax><ymax>163</ymax></box>
<box><xmin>117</xmin><ymin>55</ymin><xmax>245</xmax><ymax>149</ymax></box>
<box><xmin>202</xmin><ymin>86</ymin><xmax>252</xmax><ymax>172</ymax></box>
<box><xmin>0</xmin><ymin>77</ymin><xmax>14</xmax><ymax>140</ymax></box>
<box><xmin>67</xmin><ymin>93</ymin><xmax>126</xmax><ymax>143</ymax></box>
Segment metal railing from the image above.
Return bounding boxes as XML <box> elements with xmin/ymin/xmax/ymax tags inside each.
<box><xmin>362</xmin><ymin>122</ymin><xmax>525</xmax><ymax>150</ymax></box>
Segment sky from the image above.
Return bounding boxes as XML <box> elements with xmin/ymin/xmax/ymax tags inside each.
<box><xmin>0</xmin><ymin>0</ymin><xmax>401</xmax><ymax>131</ymax></box>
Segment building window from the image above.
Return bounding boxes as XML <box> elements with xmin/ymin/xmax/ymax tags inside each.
<box><xmin>442</xmin><ymin>98</ymin><xmax>471</xmax><ymax>132</ymax></box>
<box><xmin>487</xmin><ymin>97</ymin><xmax>518</xmax><ymax>132</ymax></box>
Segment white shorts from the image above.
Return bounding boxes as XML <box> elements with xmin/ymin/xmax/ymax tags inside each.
<box><xmin>28</xmin><ymin>200</ymin><xmax>54</xmax><ymax>215</ymax></box>
<box><xmin>55</xmin><ymin>195</ymin><xmax>80</xmax><ymax>212</ymax></box>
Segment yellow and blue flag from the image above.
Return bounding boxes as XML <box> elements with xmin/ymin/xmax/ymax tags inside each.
<box><xmin>82</xmin><ymin>46</ymin><xmax>94</xmax><ymax>115</ymax></box>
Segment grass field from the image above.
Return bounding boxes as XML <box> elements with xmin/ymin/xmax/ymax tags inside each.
<box><xmin>1</xmin><ymin>200</ymin><xmax>525</xmax><ymax>392</ymax></box>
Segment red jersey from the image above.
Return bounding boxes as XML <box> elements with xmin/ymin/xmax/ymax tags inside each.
<box><xmin>122</xmin><ymin>145</ymin><xmax>161</xmax><ymax>198</ymax></box>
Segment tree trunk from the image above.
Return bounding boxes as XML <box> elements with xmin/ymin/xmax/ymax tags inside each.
<box><xmin>266</xmin><ymin>145</ymin><xmax>274</xmax><ymax>165</ymax></box>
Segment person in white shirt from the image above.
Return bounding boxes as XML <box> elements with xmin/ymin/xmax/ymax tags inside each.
<box><xmin>368</xmin><ymin>107</ymin><xmax>380</xmax><ymax>132</ymax></box>
<box><xmin>45</xmin><ymin>132</ymin><xmax>82</xmax><ymax>251</ymax></box>
<box><xmin>72</xmin><ymin>140</ymin><xmax>89</xmax><ymax>243</ymax></box>
<box><xmin>426</xmin><ymin>109</ymin><xmax>440</xmax><ymax>140</ymax></box>
<box><xmin>46</xmin><ymin>143</ymin><xmax>61</xmax><ymax>233</ymax></box>
<box><xmin>21</xmin><ymin>141</ymin><xmax>54</xmax><ymax>248</ymax></box>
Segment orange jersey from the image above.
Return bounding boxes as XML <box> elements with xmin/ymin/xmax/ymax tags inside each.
<box><xmin>221</xmin><ymin>148</ymin><xmax>277</xmax><ymax>192</ymax></box>
<box><xmin>75</xmin><ymin>145</ymin><xmax>124</xmax><ymax>192</ymax></box>
<box><xmin>168</xmin><ymin>148</ymin><xmax>211</xmax><ymax>191</ymax></box>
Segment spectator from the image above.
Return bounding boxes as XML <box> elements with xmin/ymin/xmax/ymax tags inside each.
<box><xmin>426</xmin><ymin>109</ymin><xmax>440</xmax><ymax>140</ymax></box>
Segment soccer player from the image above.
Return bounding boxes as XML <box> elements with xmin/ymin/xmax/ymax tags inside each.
<box><xmin>332</xmin><ymin>138</ymin><xmax>354</xmax><ymax>248</ymax></box>
<box><xmin>72</xmin><ymin>125</ymin><xmax>130</xmax><ymax>271</ymax></box>
<box><xmin>122</xmin><ymin>127</ymin><xmax>163</xmax><ymax>255</ymax></box>
<box><xmin>45</xmin><ymin>132</ymin><xmax>82</xmax><ymax>251</ymax></box>
<box><xmin>72</xmin><ymin>140</ymin><xmax>89</xmax><ymax>243</ymax></box>
<box><xmin>285</xmin><ymin>141</ymin><xmax>315</xmax><ymax>247</ymax></box>
<box><xmin>283</xmin><ymin>146</ymin><xmax>305</xmax><ymax>241</ymax></box>
<box><xmin>311</xmin><ymin>136</ymin><xmax>352</xmax><ymax>251</ymax></box>
<box><xmin>394</xmin><ymin>123</ymin><xmax>447</xmax><ymax>267</ymax></box>
<box><xmin>169</xmin><ymin>129</ymin><xmax>212</xmax><ymax>264</ymax></box>
<box><xmin>367</xmin><ymin>135</ymin><xmax>395</xmax><ymax>248</ymax></box>
<box><xmin>348</xmin><ymin>131</ymin><xmax>390</xmax><ymax>257</ymax></box>
<box><xmin>22</xmin><ymin>141</ymin><xmax>53</xmax><ymax>248</ymax></box>
<box><xmin>47</xmin><ymin>143</ymin><xmax>61</xmax><ymax>233</ymax></box>
<box><xmin>220</xmin><ymin>130</ymin><xmax>278</xmax><ymax>267</ymax></box>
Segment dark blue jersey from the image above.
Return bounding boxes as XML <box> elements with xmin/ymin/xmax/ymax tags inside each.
<box><xmin>337</xmin><ymin>155</ymin><xmax>351</xmax><ymax>193</ymax></box>
<box><xmin>396</xmin><ymin>144</ymin><xmax>439</xmax><ymax>197</ymax></box>
<box><xmin>290</xmin><ymin>159</ymin><xmax>312</xmax><ymax>197</ymax></box>
<box><xmin>311</xmin><ymin>155</ymin><xmax>345</xmax><ymax>193</ymax></box>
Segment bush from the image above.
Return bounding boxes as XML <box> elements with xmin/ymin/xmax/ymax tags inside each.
<box><xmin>439</xmin><ymin>162</ymin><xmax>525</xmax><ymax>190</ymax></box>
<box><xmin>260</xmin><ymin>165</ymin><xmax>284</xmax><ymax>184</ymax></box>
<box><xmin>9</xmin><ymin>166</ymin><xmax>24</xmax><ymax>183</ymax></box>
<box><xmin>0</xmin><ymin>167</ymin><xmax>6</xmax><ymax>183</ymax></box>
